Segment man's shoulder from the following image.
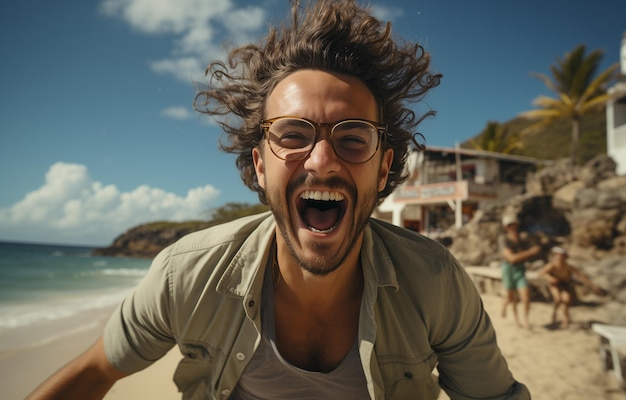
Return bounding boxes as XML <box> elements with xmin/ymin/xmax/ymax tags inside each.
<box><xmin>150</xmin><ymin>211</ymin><xmax>275</xmax><ymax>293</ymax></box>
<box><xmin>366</xmin><ymin>219</ymin><xmax>471</xmax><ymax>297</ymax></box>
<box><xmin>169</xmin><ymin>211</ymin><xmax>274</xmax><ymax>256</ymax></box>
<box><xmin>368</xmin><ymin>218</ymin><xmax>450</xmax><ymax>259</ymax></box>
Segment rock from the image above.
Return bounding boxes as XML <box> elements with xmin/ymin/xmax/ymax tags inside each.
<box><xmin>525</xmin><ymin>158</ymin><xmax>577</xmax><ymax>196</ymax></box>
<box><xmin>552</xmin><ymin>181</ymin><xmax>585</xmax><ymax>210</ymax></box>
<box><xmin>579</xmin><ymin>154</ymin><xmax>617</xmax><ymax>187</ymax></box>
<box><xmin>597</xmin><ymin>175</ymin><xmax>626</xmax><ymax>190</ymax></box>
<box><xmin>570</xmin><ymin>208</ymin><xmax>620</xmax><ymax>249</ymax></box>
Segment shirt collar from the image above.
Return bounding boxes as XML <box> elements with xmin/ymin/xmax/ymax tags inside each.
<box><xmin>216</xmin><ymin>214</ymin><xmax>400</xmax><ymax>298</ymax></box>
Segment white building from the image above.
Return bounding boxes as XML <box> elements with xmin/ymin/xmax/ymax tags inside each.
<box><xmin>606</xmin><ymin>31</ymin><xmax>626</xmax><ymax>175</ymax></box>
<box><xmin>375</xmin><ymin>146</ymin><xmax>547</xmax><ymax>233</ymax></box>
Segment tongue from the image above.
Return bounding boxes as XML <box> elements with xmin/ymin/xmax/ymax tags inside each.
<box><xmin>303</xmin><ymin>207</ymin><xmax>339</xmax><ymax>231</ymax></box>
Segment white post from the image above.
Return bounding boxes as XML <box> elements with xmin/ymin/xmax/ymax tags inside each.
<box><xmin>392</xmin><ymin>203</ymin><xmax>405</xmax><ymax>227</ymax></box>
<box><xmin>455</xmin><ymin>143</ymin><xmax>463</xmax><ymax>228</ymax></box>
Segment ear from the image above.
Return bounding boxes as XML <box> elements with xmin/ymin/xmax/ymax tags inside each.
<box><xmin>252</xmin><ymin>147</ymin><xmax>265</xmax><ymax>189</ymax></box>
<box><xmin>377</xmin><ymin>149</ymin><xmax>393</xmax><ymax>192</ymax></box>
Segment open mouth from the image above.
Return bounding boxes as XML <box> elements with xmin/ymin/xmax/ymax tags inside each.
<box><xmin>297</xmin><ymin>190</ymin><xmax>347</xmax><ymax>233</ymax></box>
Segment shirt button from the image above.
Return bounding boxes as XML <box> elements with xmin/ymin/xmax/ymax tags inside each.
<box><xmin>221</xmin><ymin>389</ymin><xmax>231</xmax><ymax>396</ymax></box>
<box><xmin>236</xmin><ymin>352</ymin><xmax>246</xmax><ymax>361</ymax></box>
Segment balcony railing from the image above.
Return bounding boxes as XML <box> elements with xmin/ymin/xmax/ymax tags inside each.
<box><xmin>394</xmin><ymin>180</ymin><xmax>496</xmax><ymax>204</ymax></box>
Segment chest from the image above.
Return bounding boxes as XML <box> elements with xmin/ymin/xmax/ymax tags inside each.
<box><xmin>550</xmin><ymin>266</ymin><xmax>572</xmax><ymax>281</ymax></box>
<box><xmin>273</xmin><ymin>296</ymin><xmax>361</xmax><ymax>372</ymax></box>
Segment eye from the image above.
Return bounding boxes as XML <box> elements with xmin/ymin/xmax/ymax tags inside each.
<box><xmin>333</xmin><ymin>122</ymin><xmax>374</xmax><ymax>151</ymax></box>
<box><xmin>269</xmin><ymin>119</ymin><xmax>315</xmax><ymax>149</ymax></box>
<box><xmin>276</xmin><ymin>131</ymin><xmax>312</xmax><ymax>149</ymax></box>
<box><xmin>336</xmin><ymin>134</ymin><xmax>369</xmax><ymax>150</ymax></box>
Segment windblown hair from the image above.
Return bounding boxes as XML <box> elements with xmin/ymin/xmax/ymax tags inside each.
<box><xmin>194</xmin><ymin>0</ymin><xmax>441</xmax><ymax>204</ymax></box>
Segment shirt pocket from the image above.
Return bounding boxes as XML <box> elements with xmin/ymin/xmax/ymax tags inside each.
<box><xmin>173</xmin><ymin>343</ymin><xmax>223</xmax><ymax>399</ymax></box>
<box><xmin>378</xmin><ymin>351</ymin><xmax>440</xmax><ymax>400</ymax></box>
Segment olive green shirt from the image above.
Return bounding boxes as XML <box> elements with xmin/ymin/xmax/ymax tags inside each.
<box><xmin>104</xmin><ymin>212</ymin><xmax>529</xmax><ymax>399</ymax></box>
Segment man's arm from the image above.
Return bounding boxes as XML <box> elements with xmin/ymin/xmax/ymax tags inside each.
<box><xmin>435</xmin><ymin>253</ymin><xmax>531</xmax><ymax>399</ymax></box>
<box><xmin>539</xmin><ymin>262</ymin><xmax>559</xmax><ymax>285</ymax></box>
<box><xmin>570</xmin><ymin>265</ymin><xmax>607</xmax><ymax>295</ymax></box>
<box><xmin>502</xmin><ymin>244</ymin><xmax>540</xmax><ymax>265</ymax></box>
<box><xmin>26</xmin><ymin>336</ymin><xmax>127</xmax><ymax>400</ymax></box>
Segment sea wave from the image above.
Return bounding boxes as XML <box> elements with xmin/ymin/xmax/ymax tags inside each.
<box><xmin>100</xmin><ymin>268</ymin><xmax>148</xmax><ymax>278</ymax></box>
<box><xmin>0</xmin><ymin>289</ymin><xmax>130</xmax><ymax>331</ymax></box>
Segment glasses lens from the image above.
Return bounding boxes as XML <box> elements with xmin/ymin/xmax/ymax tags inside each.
<box><xmin>267</xmin><ymin>118</ymin><xmax>315</xmax><ymax>161</ymax></box>
<box><xmin>331</xmin><ymin>120</ymin><xmax>379</xmax><ymax>163</ymax></box>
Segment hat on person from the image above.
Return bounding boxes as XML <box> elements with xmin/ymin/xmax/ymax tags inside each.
<box><xmin>551</xmin><ymin>246</ymin><xmax>568</xmax><ymax>255</ymax></box>
<box><xmin>501</xmin><ymin>214</ymin><xmax>519</xmax><ymax>227</ymax></box>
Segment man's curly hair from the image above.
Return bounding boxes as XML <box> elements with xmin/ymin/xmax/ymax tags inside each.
<box><xmin>194</xmin><ymin>0</ymin><xmax>441</xmax><ymax>205</ymax></box>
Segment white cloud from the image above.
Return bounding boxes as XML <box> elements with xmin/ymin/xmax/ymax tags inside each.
<box><xmin>99</xmin><ymin>0</ymin><xmax>267</xmax><ymax>83</ymax></box>
<box><xmin>161</xmin><ymin>105</ymin><xmax>194</xmax><ymax>119</ymax></box>
<box><xmin>0</xmin><ymin>162</ymin><xmax>220</xmax><ymax>245</ymax></box>
<box><xmin>370</xmin><ymin>4</ymin><xmax>404</xmax><ymax>22</ymax></box>
<box><xmin>149</xmin><ymin>57</ymin><xmax>206</xmax><ymax>83</ymax></box>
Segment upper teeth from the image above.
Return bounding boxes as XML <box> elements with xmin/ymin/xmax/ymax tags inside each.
<box><xmin>300</xmin><ymin>191</ymin><xmax>345</xmax><ymax>201</ymax></box>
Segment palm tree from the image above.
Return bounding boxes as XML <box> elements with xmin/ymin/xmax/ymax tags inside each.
<box><xmin>469</xmin><ymin>121</ymin><xmax>524</xmax><ymax>154</ymax></box>
<box><xmin>520</xmin><ymin>45</ymin><xmax>619</xmax><ymax>164</ymax></box>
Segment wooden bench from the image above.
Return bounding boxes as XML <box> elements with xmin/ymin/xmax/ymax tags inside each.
<box><xmin>465</xmin><ymin>266</ymin><xmax>549</xmax><ymax>300</ymax></box>
<box><xmin>465</xmin><ymin>266</ymin><xmax>503</xmax><ymax>295</ymax></box>
<box><xmin>592</xmin><ymin>323</ymin><xmax>626</xmax><ymax>388</ymax></box>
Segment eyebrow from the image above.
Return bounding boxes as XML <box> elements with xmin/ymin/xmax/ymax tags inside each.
<box><xmin>282</xmin><ymin>119</ymin><xmax>312</xmax><ymax>128</ymax></box>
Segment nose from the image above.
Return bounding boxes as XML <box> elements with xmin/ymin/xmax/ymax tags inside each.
<box><xmin>303</xmin><ymin>137</ymin><xmax>341</xmax><ymax>176</ymax></box>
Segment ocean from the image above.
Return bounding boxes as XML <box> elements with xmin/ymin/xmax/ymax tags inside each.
<box><xmin>0</xmin><ymin>241</ymin><xmax>151</xmax><ymax>352</ymax></box>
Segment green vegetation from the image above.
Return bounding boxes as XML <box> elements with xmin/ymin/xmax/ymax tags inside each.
<box><xmin>465</xmin><ymin>106</ymin><xmax>607</xmax><ymax>164</ymax></box>
<box><xmin>518</xmin><ymin>45</ymin><xmax>619</xmax><ymax>164</ymax></box>
<box><xmin>210</xmin><ymin>202</ymin><xmax>269</xmax><ymax>225</ymax></box>
<box><xmin>130</xmin><ymin>202</ymin><xmax>268</xmax><ymax>233</ymax></box>
<box><xmin>469</xmin><ymin>121</ymin><xmax>524</xmax><ymax>154</ymax></box>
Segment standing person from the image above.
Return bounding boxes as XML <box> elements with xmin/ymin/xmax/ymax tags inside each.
<box><xmin>499</xmin><ymin>214</ymin><xmax>541</xmax><ymax>330</ymax></box>
<box><xmin>28</xmin><ymin>1</ymin><xmax>529</xmax><ymax>398</ymax></box>
<box><xmin>540</xmin><ymin>246</ymin><xmax>605</xmax><ymax>329</ymax></box>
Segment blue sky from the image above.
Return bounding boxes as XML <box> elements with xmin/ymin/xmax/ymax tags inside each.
<box><xmin>1</xmin><ymin>0</ymin><xmax>624</xmax><ymax>246</ymax></box>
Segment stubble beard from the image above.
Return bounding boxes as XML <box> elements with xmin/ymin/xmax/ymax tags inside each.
<box><xmin>265</xmin><ymin>175</ymin><xmax>378</xmax><ymax>277</ymax></box>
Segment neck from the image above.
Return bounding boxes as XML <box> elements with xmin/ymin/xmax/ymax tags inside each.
<box><xmin>273</xmin><ymin>235</ymin><xmax>364</xmax><ymax>310</ymax></box>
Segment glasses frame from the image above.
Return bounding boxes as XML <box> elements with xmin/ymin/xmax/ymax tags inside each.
<box><xmin>260</xmin><ymin>116</ymin><xmax>387</xmax><ymax>164</ymax></box>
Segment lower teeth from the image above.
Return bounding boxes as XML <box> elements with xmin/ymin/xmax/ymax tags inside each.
<box><xmin>308</xmin><ymin>223</ymin><xmax>339</xmax><ymax>233</ymax></box>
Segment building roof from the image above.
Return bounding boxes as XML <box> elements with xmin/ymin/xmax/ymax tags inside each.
<box><xmin>421</xmin><ymin>145</ymin><xmax>553</xmax><ymax>166</ymax></box>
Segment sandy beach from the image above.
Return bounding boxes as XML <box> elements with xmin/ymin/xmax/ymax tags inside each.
<box><xmin>3</xmin><ymin>293</ymin><xmax>625</xmax><ymax>400</ymax></box>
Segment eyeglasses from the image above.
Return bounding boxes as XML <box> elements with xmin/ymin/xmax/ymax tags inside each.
<box><xmin>260</xmin><ymin>116</ymin><xmax>387</xmax><ymax>164</ymax></box>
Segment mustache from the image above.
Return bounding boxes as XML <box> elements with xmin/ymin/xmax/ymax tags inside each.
<box><xmin>287</xmin><ymin>175</ymin><xmax>355</xmax><ymax>197</ymax></box>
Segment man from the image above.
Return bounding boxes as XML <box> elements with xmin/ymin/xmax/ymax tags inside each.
<box><xmin>29</xmin><ymin>1</ymin><xmax>529</xmax><ymax>398</ymax></box>
<box><xmin>499</xmin><ymin>214</ymin><xmax>541</xmax><ymax>330</ymax></box>
<box><xmin>540</xmin><ymin>246</ymin><xmax>605</xmax><ymax>329</ymax></box>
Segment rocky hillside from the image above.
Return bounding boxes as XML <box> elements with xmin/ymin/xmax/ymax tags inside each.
<box><xmin>92</xmin><ymin>220</ymin><xmax>214</xmax><ymax>258</ymax></box>
<box><xmin>93</xmin><ymin>203</ymin><xmax>268</xmax><ymax>258</ymax></box>
<box><xmin>443</xmin><ymin>155</ymin><xmax>626</xmax><ymax>325</ymax></box>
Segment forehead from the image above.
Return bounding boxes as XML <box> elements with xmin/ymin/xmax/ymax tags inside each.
<box><xmin>265</xmin><ymin>69</ymin><xmax>378</xmax><ymax>121</ymax></box>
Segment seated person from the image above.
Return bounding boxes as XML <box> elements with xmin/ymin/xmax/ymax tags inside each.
<box><xmin>539</xmin><ymin>247</ymin><xmax>605</xmax><ymax>328</ymax></box>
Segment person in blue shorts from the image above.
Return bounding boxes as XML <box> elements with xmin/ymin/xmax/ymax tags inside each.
<box><xmin>499</xmin><ymin>214</ymin><xmax>541</xmax><ymax>329</ymax></box>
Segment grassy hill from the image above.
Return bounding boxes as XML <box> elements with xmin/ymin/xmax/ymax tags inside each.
<box><xmin>462</xmin><ymin>107</ymin><xmax>608</xmax><ymax>164</ymax></box>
